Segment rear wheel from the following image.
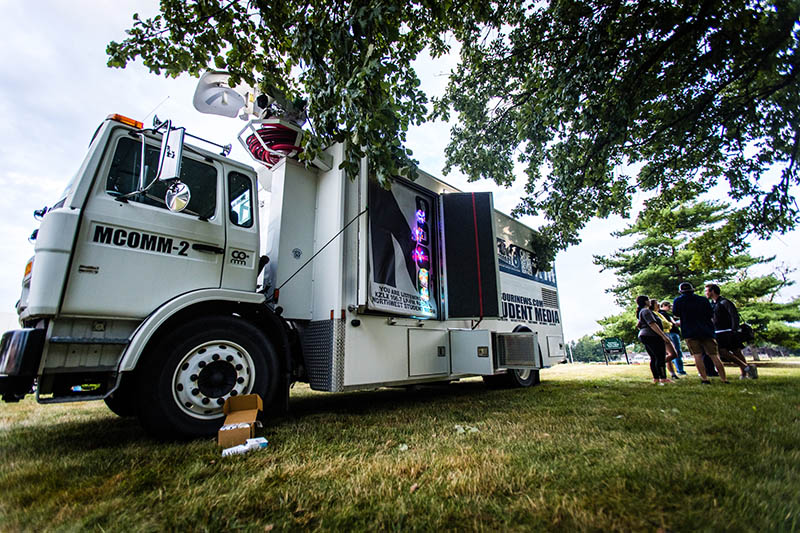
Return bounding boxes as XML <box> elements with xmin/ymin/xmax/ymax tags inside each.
<box><xmin>483</xmin><ymin>368</ymin><xmax>540</xmax><ymax>388</ymax></box>
<box><xmin>507</xmin><ymin>368</ymin><xmax>540</xmax><ymax>387</ymax></box>
<box><xmin>135</xmin><ymin>315</ymin><xmax>279</xmax><ymax>439</ymax></box>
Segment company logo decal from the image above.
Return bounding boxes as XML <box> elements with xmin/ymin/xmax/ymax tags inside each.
<box><xmin>230</xmin><ymin>250</ymin><xmax>249</xmax><ymax>266</ymax></box>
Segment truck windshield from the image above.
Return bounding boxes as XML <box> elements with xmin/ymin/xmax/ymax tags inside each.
<box><xmin>105</xmin><ymin>136</ymin><xmax>218</xmax><ymax>219</ymax></box>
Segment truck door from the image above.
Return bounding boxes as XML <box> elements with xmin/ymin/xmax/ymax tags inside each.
<box><xmin>61</xmin><ymin>131</ymin><xmax>226</xmax><ymax>318</ymax></box>
<box><xmin>220</xmin><ymin>169</ymin><xmax>259</xmax><ymax>291</ymax></box>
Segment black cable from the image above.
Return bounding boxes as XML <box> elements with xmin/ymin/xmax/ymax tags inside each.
<box><xmin>272</xmin><ymin>207</ymin><xmax>369</xmax><ymax>298</ymax></box>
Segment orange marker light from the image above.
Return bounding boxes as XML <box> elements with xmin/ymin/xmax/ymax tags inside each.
<box><xmin>107</xmin><ymin>114</ymin><xmax>144</xmax><ymax>129</ymax></box>
<box><xmin>23</xmin><ymin>258</ymin><xmax>33</xmax><ymax>279</ymax></box>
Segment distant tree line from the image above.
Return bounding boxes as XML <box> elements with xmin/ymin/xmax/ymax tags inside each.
<box><xmin>568</xmin><ymin>336</ymin><xmax>606</xmax><ymax>363</ymax></box>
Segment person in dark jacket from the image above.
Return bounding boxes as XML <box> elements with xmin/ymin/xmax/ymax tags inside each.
<box><xmin>636</xmin><ymin>295</ymin><xmax>678</xmax><ymax>385</ymax></box>
<box><xmin>705</xmin><ymin>284</ymin><xmax>757</xmax><ymax>379</ymax></box>
<box><xmin>672</xmin><ymin>282</ymin><xmax>729</xmax><ymax>384</ymax></box>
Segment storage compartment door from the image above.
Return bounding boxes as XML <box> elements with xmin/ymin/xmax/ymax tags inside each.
<box><xmin>450</xmin><ymin>329</ymin><xmax>493</xmax><ymax>375</ymax></box>
<box><xmin>408</xmin><ymin>329</ymin><xmax>449</xmax><ymax>377</ymax></box>
<box><xmin>441</xmin><ymin>193</ymin><xmax>501</xmax><ymax>319</ymax></box>
<box><xmin>546</xmin><ymin>335</ymin><xmax>566</xmax><ymax>362</ymax></box>
<box><xmin>493</xmin><ymin>332</ymin><xmax>540</xmax><ymax>369</ymax></box>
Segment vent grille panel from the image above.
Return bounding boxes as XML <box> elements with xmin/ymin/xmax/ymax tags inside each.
<box><xmin>301</xmin><ymin>321</ymin><xmax>334</xmax><ymax>391</ymax></box>
<box><xmin>494</xmin><ymin>332</ymin><xmax>539</xmax><ymax>368</ymax></box>
<box><xmin>541</xmin><ymin>288</ymin><xmax>559</xmax><ymax>308</ymax></box>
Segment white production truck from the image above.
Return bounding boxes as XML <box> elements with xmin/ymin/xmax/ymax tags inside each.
<box><xmin>0</xmin><ymin>81</ymin><xmax>565</xmax><ymax>438</ymax></box>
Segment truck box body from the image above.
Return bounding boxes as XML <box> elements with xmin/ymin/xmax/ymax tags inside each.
<box><xmin>265</xmin><ymin>145</ymin><xmax>565</xmax><ymax>391</ymax></box>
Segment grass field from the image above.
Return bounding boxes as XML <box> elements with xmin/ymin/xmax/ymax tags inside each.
<box><xmin>2</xmin><ymin>361</ymin><xmax>800</xmax><ymax>532</ymax></box>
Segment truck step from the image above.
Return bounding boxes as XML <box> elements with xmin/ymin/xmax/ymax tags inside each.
<box><xmin>49</xmin><ymin>337</ymin><xmax>129</xmax><ymax>345</ymax></box>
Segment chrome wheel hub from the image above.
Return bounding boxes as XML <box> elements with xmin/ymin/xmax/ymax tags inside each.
<box><xmin>172</xmin><ymin>340</ymin><xmax>255</xmax><ymax>419</ymax></box>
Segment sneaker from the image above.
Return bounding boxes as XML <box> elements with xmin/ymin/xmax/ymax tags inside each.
<box><xmin>678</xmin><ymin>371</ymin><xmax>688</xmax><ymax>376</ymax></box>
<box><xmin>739</xmin><ymin>374</ymin><xmax>749</xmax><ymax>380</ymax></box>
<box><xmin>701</xmin><ymin>380</ymin><xmax>711</xmax><ymax>385</ymax></box>
<box><xmin>671</xmin><ymin>374</ymin><xmax>680</xmax><ymax>380</ymax></box>
<box><xmin>748</xmin><ymin>365</ymin><xmax>759</xmax><ymax>379</ymax></box>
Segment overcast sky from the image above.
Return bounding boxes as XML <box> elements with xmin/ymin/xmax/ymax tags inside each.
<box><xmin>1</xmin><ymin>1</ymin><xmax>798</xmax><ymax>339</ymax></box>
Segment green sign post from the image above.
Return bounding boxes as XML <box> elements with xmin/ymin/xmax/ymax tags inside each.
<box><xmin>601</xmin><ymin>337</ymin><xmax>628</xmax><ymax>365</ymax></box>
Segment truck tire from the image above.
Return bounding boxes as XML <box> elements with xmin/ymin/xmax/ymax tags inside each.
<box><xmin>482</xmin><ymin>368</ymin><xmax>540</xmax><ymax>388</ymax></box>
<box><xmin>507</xmin><ymin>368</ymin><xmax>540</xmax><ymax>387</ymax></box>
<box><xmin>135</xmin><ymin>315</ymin><xmax>279</xmax><ymax>439</ymax></box>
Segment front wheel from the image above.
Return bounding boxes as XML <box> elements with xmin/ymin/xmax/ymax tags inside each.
<box><xmin>135</xmin><ymin>315</ymin><xmax>279</xmax><ymax>439</ymax></box>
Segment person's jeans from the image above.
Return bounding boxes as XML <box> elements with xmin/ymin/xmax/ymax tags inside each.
<box><xmin>667</xmin><ymin>332</ymin><xmax>686</xmax><ymax>374</ymax></box>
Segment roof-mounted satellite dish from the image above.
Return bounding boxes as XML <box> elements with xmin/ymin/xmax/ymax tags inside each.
<box><xmin>193</xmin><ymin>71</ymin><xmax>246</xmax><ymax>118</ymax></box>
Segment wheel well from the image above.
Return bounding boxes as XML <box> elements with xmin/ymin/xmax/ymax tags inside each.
<box><xmin>132</xmin><ymin>301</ymin><xmax>293</xmax><ymax>376</ymax></box>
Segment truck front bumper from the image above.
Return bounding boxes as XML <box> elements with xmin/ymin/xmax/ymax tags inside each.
<box><xmin>0</xmin><ymin>328</ymin><xmax>44</xmax><ymax>401</ymax></box>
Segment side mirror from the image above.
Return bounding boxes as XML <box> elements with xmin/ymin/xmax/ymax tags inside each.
<box><xmin>157</xmin><ymin>123</ymin><xmax>185</xmax><ymax>181</ymax></box>
<box><xmin>165</xmin><ymin>181</ymin><xmax>191</xmax><ymax>212</ymax></box>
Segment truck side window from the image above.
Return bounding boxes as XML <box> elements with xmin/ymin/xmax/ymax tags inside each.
<box><xmin>105</xmin><ymin>136</ymin><xmax>218</xmax><ymax>219</ymax></box>
<box><xmin>228</xmin><ymin>171</ymin><xmax>253</xmax><ymax>228</ymax></box>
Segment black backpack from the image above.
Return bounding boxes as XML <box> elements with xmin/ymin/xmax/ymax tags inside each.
<box><xmin>738</xmin><ymin>323</ymin><xmax>755</xmax><ymax>343</ymax></box>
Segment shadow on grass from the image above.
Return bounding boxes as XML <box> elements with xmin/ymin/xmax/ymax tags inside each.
<box><xmin>2</xmin><ymin>381</ymin><xmax>514</xmax><ymax>452</ymax></box>
<box><xmin>287</xmin><ymin>379</ymin><xmax>505</xmax><ymax>418</ymax></box>
<box><xmin>1</xmin><ymin>413</ymin><xmax>149</xmax><ymax>457</ymax></box>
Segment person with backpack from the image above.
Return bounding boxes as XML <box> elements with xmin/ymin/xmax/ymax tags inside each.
<box><xmin>704</xmin><ymin>284</ymin><xmax>757</xmax><ymax>379</ymax></box>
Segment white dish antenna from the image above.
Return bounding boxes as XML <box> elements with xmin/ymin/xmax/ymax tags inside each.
<box><xmin>193</xmin><ymin>71</ymin><xmax>248</xmax><ymax>118</ymax></box>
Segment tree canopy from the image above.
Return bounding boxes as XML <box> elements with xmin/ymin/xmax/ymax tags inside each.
<box><xmin>594</xmin><ymin>199</ymin><xmax>800</xmax><ymax>347</ymax></box>
<box><xmin>440</xmin><ymin>0</ymin><xmax>800</xmax><ymax>266</ymax></box>
<box><xmin>108</xmin><ymin>1</ymin><xmax>800</xmax><ymax>265</ymax></box>
<box><xmin>107</xmin><ymin>0</ymin><xmax>486</xmax><ymax>186</ymax></box>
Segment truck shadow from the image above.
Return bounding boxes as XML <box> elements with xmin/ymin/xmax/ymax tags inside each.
<box><xmin>287</xmin><ymin>379</ymin><xmax>501</xmax><ymax>418</ymax></box>
<box><xmin>1</xmin><ymin>414</ymin><xmax>149</xmax><ymax>457</ymax></box>
<box><xmin>1</xmin><ymin>381</ymin><xmax>524</xmax><ymax>455</ymax></box>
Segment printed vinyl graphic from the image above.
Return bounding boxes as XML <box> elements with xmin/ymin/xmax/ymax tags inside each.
<box><xmin>498</xmin><ymin>272</ymin><xmax>561</xmax><ymax>327</ymax></box>
<box><xmin>368</xmin><ymin>179</ymin><xmax>437</xmax><ymax>318</ymax></box>
<box><xmin>496</xmin><ymin>238</ymin><xmax>557</xmax><ymax>286</ymax></box>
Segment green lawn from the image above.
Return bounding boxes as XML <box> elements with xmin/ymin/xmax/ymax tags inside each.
<box><xmin>2</xmin><ymin>361</ymin><xmax>799</xmax><ymax>532</ymax></box>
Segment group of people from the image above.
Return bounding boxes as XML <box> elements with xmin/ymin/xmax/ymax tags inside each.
<box><xmin>636</xmin><ymin>282</ymin><xmax>757</xmax><ymax>385</ymax></box>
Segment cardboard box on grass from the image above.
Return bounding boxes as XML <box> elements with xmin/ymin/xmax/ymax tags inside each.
<box><xmin>218</xmin><ymin>394</ymin><xmax>262</xmax><ymax>448</ymax></box>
